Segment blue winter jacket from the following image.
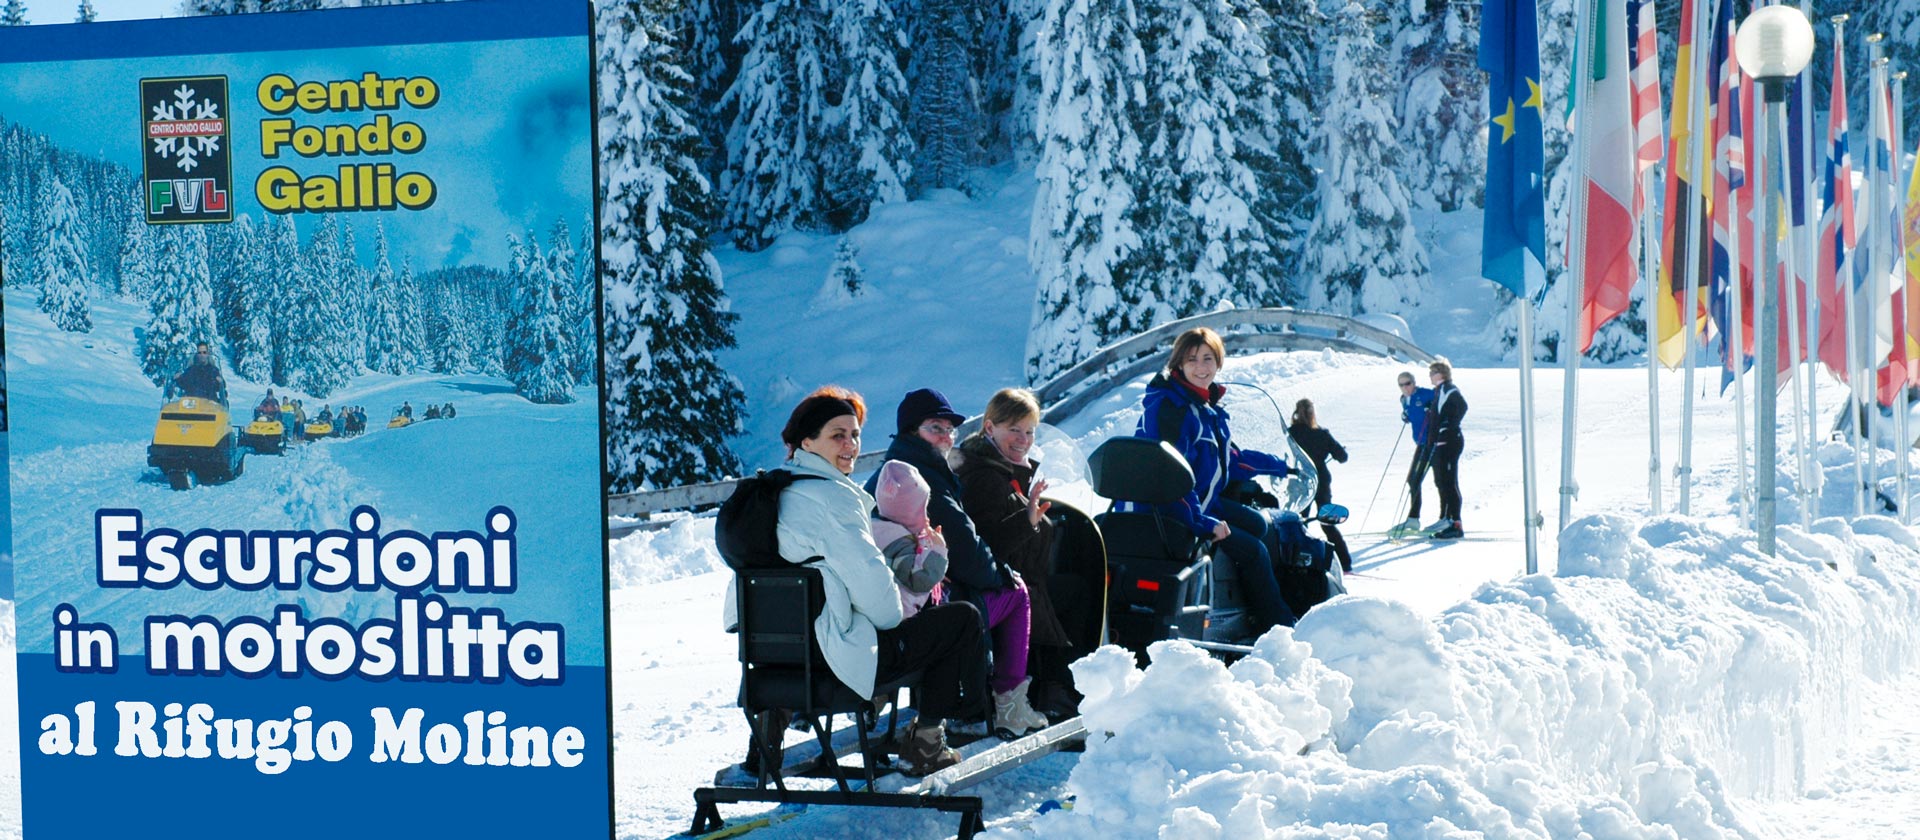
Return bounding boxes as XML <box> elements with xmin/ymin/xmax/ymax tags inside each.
<box><xmin>1402</xmin><ymin>386</ymin><xmax>1435</xmax><ymax>445</ymax></box>
<box><xmin>1119</xmin><ymin>373</ymin><xmax>1289</xmax><ymax>538</ymax></box>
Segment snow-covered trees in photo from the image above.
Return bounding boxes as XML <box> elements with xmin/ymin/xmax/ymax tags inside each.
<box><xmin>812</xmin><ymin>234</ymin><xmax>863</xmax><ymax>312</ymax></box>
<box><xmin>1</xmin><ymin>0</ymin><xmax>26</xmax><ymax>25</ymax></box>
<box><xmin>1134</xmin><ymin>0</ymin><xmax>1285</xmax><ymax>314</ymax></box>
<box><xmin>824</xmin><ymin>0</ymin><xmax>914</xmax><ymax>227</ymax></box>
<box><xmin>139</xmin><ymin>225</ymin><xmax>218</xmax><ymax>390</ymax></box>
<box><xmin>503</xmin><ymin>233</ymin><xmax>577</xmax><ymax>404</ymax></box>
<box><xmin>35</xmin><ymin>179</ymin><xmax>93</xmax><ymax>333</ymax></box>
<box><xmin>1025</xmin><ymin>0</ymin><xmax>1152</xmax><ymax>383</ymax></box>
<box><xmin>232</xmin><ymin>217</ymin><xmax>275</xmax><ymax>383</ymax></box>
<box><xmin>115</xmin><ymin>211</ymin><xmax>153</xmax><ymax>297</ymax></box>
<box><xmin>1300</xmin><ymin>0</ymin><xmax>1429</xmax><ymax>316</ymax></box>
<box><xmin>1391</xmin><ymin>0</ymin><xmax>1486</xmax><ymax>211</ymax></box>
<box><xmin>288</xmin><ymin>215</ymin><xmax>355</xmax><ymax>397</ymax></box>
<box><xmin>76</xmin><ymin>0</ymin><xmax>97</xmax><ymax>22</ymax></box>
<box><xmin>907</xmin><ymin>0</ymin><xmax>983</xmax><ymax>193</ymax></box>
<box><xmin>600</xmin><ymin>0</ymin><xmax>747</xmax><ymax>490</ymax></box>
<box><xmin>721</xmin><ymin>0</ymin><xmax>832</xmax><ymax>250</ymax></box>
<box><xmin>363</xmin><ymin>220</ymin><xmax>409</xmax><ymax>375</ymax></box>
<box><xmin>264</xmin><ymin>213</ymin><xmax>301</xmax><ymax>385</ymax></box>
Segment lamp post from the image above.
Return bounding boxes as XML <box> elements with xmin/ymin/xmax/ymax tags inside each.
<box><xmin>1735</xmin><ymin>4</ymin><xmax>1816</xmax><ymax>555</ymax></box>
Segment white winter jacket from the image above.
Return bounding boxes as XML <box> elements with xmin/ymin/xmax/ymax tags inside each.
<box><xmin>722</xmin><ymin>449</ymin><xmax>905</xmax><ymax>697</ymax></box>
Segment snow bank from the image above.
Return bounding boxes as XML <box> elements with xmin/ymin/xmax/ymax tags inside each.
<box><xmin>609</xmin><ymin>516</ymin><xmax>724</xmax><ymax>588</ymax></box>
<box><xmin>1005</xmin><ymin>514</ymin><xmax>1920</xmax><ymax>839</ymax></box>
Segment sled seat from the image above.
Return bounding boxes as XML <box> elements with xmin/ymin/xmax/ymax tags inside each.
<box><xmin>1087</xmin><ymin>437</ymin><xmax>1212</xmax><ymax>659</ymax></box>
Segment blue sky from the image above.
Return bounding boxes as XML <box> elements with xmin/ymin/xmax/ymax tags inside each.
<box><xmin>28</xmin><ymin>0</ymin><xmax>175</xmax><ymax>25</ymax></box>
<box><xmin>6</xmin><ymin>3</ymin><xmax>593</xmax><ymax>271</ymax></box>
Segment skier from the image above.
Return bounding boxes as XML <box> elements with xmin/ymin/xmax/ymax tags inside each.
<box><xmin>172</xmin><ymin>342</ymin><xmax>226</xmax><ymax>403</ymax></box>
<box><xmin>1391</xmin><ymin>371</ymin><xmax>1436</xmax><ymax>538</ymax></box>
<box><xmin>1424</xmin><ymin>359</ymin><xmax>1468</xmax><ymax>539</ymax></box>
<box><xmin>1287</xmin><ymin>399</ymin><xmax>1354</xmax><ymax>572</ymax></box>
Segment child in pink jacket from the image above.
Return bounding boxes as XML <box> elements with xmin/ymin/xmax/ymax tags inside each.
<box><xmin>871</xmin><ymin>461</ymin><xmax>949</xmax><ymax>618</ymax></box>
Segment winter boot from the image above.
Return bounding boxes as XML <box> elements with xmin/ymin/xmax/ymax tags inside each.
<box><xmin>1420</xmin><ymin>519</ymin><xmax>1451</xmax><ymax>535</ymax></box>
<box><xmin>1432</xmin><ymin>521</ymin><xmax>1464</xmax><ymax>540</ymax></box>
<box><xmin>1389</xmin><ymin>517</ymin><xmax>1420</xmax><ymax>537</ymax></box>
<box><xmin>742</xmin><ymin>709</ymin><xmax>790</xmax><ymax>779</ymax></box>
<box><xmin>993</xmin><ymin>678</ymin><xmax>1052</xmax><ymax>739</ymax></box>
<box><xmin>899</xmin><ymin>718</ymin><xmax>961</xmax><ymax>776</ymax></box>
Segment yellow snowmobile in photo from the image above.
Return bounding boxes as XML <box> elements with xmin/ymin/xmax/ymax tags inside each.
<box><xmin>147</xmin><ymin>396</ymin><xmax>246</xmax><ymax>489</ymax></box>
<box><xmin>387</xmin><ymin>410</ymin><xmax>413</xmax><ymax>429</ymax></box>
<box><xmin>305</xmin><ymin>419</ymin><xmax>335</xmax><ymax>438</ymax></box>
<box><xmin>242</xmin><ymin>412</ymin><xmax>286</xmax><ymax>454</ymax></box>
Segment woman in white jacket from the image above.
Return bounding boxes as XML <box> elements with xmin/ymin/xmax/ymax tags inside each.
<box><xmin>774</xmin><ymin>389</ymin><xmax>986</xmax><ymax>775</ymax></box>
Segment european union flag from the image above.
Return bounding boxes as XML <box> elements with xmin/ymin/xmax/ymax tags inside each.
<box><xmin>1480</xmin><ymin>0</ymin><xmax>1546</xmax><ymax>297</ymax></box>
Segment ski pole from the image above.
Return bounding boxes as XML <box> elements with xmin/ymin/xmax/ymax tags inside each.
<box><xmin>1360</xmin><ymin>422</ymin><xmax>1407</xmax><ymax>534</ymax></box>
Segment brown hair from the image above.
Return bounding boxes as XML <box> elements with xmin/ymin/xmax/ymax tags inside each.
<box><xmin>1428</xmin><ymin>358</ymin><xmax>1452</xmax><ymax>381</ymax></box>
<box><xmin>1165</xmin><ymin>327</ymin><xmax>1227</xmax><ymax>378</ymax></box>
<box><xmin>983</xmin><ymin>388</ymin><xmax>1041</xmax><ymax>428</ymax></box>
<box><xmin>781</xmin><ymin>387</ymin><xmax>866</xmax><ymax>455</ymax></box>
<box><xmin>1291</xmin><ymin>398</ymin><xmax>1317</xmax><ymax>429</ymax></box>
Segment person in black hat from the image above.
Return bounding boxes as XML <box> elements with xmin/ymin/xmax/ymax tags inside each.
<box><xmin>172</xmin><ymin>342</ymin><xmax>227</xmax><ymax>403</ymax></box>
<box><xmin>865</xmin><ymin>389</ymin><xmax>1027</xmax><ymax>708</ymax></box>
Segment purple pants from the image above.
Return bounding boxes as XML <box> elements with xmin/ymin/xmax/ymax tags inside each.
<box><xmin>980</xmin><ymin>584</ymin><xmax>1032</xmax><ymax>695</ymax></box>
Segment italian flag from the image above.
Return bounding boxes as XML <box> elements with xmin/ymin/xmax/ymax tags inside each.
<box><xmin>1573</xmin><ymin>0</ymin><xmax>1637</xmax><ymax>353</ymax></box>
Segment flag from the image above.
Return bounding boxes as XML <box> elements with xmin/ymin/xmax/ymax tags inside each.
<box><xmin>1627</xmin><ymin>0</ymin><xmax>1662</xmax><ymax>206</ymax></box>
<box><xmin>1654</xmin><ymin>0</ymin><xmax>1707</xmax><ymax>368</ymax></box>
<box><xmin>1707</xmin><ymin>0</ymin><xmax>1748</xmax><ymax>389</ymax></box>
<box><xmin>1572</xmin><ymin>0</ymin><xmax>1637</xmax><ymax>353</ymax></box>
<box><xmin>1815</xmin><ymin>41</ymin><xmax>1856</xmax><ymax>381</ymax></box>
<box><xmin>1905</xmin><ymin>136</ymin><xmax>1920</xmax><ymax>383</ymax></box>
<box><xmin>1480</xmin><ymin>0</ymin><xmax>1547</xmax><ymax>297</ymax></box>
<box><xmin>1873</xmin><ymin>77</ymin><xmax>1908</xmax><ymax>406</ymax></box>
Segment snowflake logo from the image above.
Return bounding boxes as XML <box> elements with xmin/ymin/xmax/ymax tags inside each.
<box><xmin>149</xmin><ymin>83</ymin><xmax>223</xmax><ymax>172</ymax></box>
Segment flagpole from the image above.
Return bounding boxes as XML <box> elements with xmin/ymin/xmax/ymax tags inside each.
<box><xmin>1837</xmin><ymin>16</ymin><xmax>1865</xmax><ymax>519</ymax></box>
<box><xmin>1894</xmin><ymin>69</ymin><xmax>1909</xmax><ymax>525</ymax></box>
<box><xmin>1778</xmin><ymin>96</ymin><xmax>1812</xmax><ymax>530</ymax></box>
<box><xmin>1520</xmin><ymin>262</ymin><xmax>1544</xmax><ymax>574</ymax></box>
<box><xmin>1559</xmin><ymin>0</ymin><xmax>1597</xmax><ymax>532</ymax></box>
<box><xmin>1643</xmin><ymin>163</ymin><xmax>1664</xmax><ymax>515</ymax></box>
<box><xmin>1800</xmin><ymin>0</ymin><xmax>1821</xmax><ymax>523</ymax></box>
<box><xmin>1867</xmin><ymin>40</ymin><xmax>1888</xmax><ymax>514</ymax></box>
<box><xmin>1727</xmin><ymin>11</ymin><xmax>1751</xmax><ymax>527</ymax></box>
<box><xmin>1679</xmin><ymin>0</ymin><xmax>1715</xmax><ymax>518</ymax></box>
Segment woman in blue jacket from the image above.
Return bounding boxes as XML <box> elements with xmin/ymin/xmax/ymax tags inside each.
<box><xmin>1126</xmin><ymin>327</ymin><xmax>1297</xmax><ymax>637</ymax></box>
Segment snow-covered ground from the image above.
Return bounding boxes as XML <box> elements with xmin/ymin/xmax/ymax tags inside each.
<box><xmin>8</xmin><ymin>168</ymin><xmax>1920</xmax><ymax>839</ymax></box>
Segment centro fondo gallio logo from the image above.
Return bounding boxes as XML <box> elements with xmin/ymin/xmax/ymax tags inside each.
<box><xmin>141</xmin><ymin>75</ymin><xmax>233</xmax><ymax>224</ymax></box>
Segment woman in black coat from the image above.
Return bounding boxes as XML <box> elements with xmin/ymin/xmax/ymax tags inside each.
<box><xmin>1288</xmin><ymin>399</ymin><xmax>1354</xmax><ymax>572</ymax></box>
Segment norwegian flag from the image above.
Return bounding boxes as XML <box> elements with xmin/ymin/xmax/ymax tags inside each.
<box><xmin>1815</xmin><ymin>41</ymin><xmax>1857</xmax><ymax>382</ymax></box>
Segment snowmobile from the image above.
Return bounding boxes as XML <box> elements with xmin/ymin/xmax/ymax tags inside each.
<box><xmin>304</xmin><ymin>419</ymin><xmax>335</xmax><ymax>439</ymax></box>
<box><xmin>241</xmin><ymin>413</ymin><xmax>286</xmax><ymax>455</ymax></box>
<box><xmin>387</xmin><ymin>411</ymin><xmax>413</xmax><ymax>430</ymax></box>
<box><xmin>147</xmin><ymin>395</ymin><xmax>246</xmax><ymax>489</ymax></box>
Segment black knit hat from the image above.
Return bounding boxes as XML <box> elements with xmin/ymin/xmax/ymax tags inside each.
<box><xmin>895</xmin><ymin>388</ymin><xmax>965</xmax><ymax>436</ymax></box>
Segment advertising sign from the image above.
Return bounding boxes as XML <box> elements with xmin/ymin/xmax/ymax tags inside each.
<box><xmin>0</xmin><ymin>3</ymin><xmax>610</xmax><ymax>836</ymax></box>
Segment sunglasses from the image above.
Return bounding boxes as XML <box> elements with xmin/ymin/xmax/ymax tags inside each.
<box><xmin>918</xmin><ymin>422</ymin><xmax>957</xmax><ymax>438</ymax></box>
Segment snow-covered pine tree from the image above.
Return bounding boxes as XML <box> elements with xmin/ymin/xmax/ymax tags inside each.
<box><xmin>720</xmin><ymin>0</ymin><xmax>833</xmax><ymax>250</ymax></box>
<box><xmin>396</xmin><ymin>256</ymin><xmax>426</xmax><ymax>371</ymax></box>
<box><xmin>1391</xmin><ymin>0</ymin><xmax>1485</xmax><ymax>211</ymax></box>
<box><xmin>1</xmin><ymin>0</ymin><xmax>27</xmax><ymax>25</ymax></box>
<box><xmin>600</xmin><ymin>0</ymin><xmax>746</xmax><ymax>489</ymax></box>
<box><xmin>502</xmin><ymin>233</ymin><xmax>576</xmax><ymax>404</ymax></box>
<box><xmin>973</xmin><ymin>0</ymin><xmax>1019</xmax><ymax>162</ymax></box>
<box><xmin>35</xmin><ymin>178</ymin><xmax>93</xmax><ymax>333</ymax></box>
<box><xmin>76</xmin><ymin>0</ymin><xmax>97</xmax><ymax>22</ymax></box>
<box><xmin>140</xmin><ymin>225</ymin><xmax>219</xmax><ymax>389</ymax></box>
<box><xmin>811</xmin><ymin>234</ymin><xmax>863</xmax><ymax>312</ymax></box>
<box><xmin>208</xmin><ymin>215</ymin><xmax>254</xmax><ymax>363</ymax></box>
<box><xmin>1133</xmin><ymin>0</ymin><xmax>1284</xmax><ymax>315</ymax></box>
<box><xmin>907</xmin><ymin>0</ymin><xmax>983</xmax><ymax>193</ymax></box>
<box><xmin>234</xmin><ymin>217</ymin><xmax>274</xmax><ymax>383</ymax></box>
<box><xmin>1006</xmin><ymin>0</ymin><xmax>1048</xmax><ymax>165</ymax></box>
<box><xmin>364</xmin><ymin>220</ymin><xmax>408</xmax><ymax>375</ymax></box>
<box><xmin>544</xmin><ymin>216</ymin><xmax>583</xmax><ymax>382</ymax></box>
<box><xmin>1299</xmin><ymin>0</ymin><xmax>1430</xmax><ymax>315</ymax></box>
<box><xmin>118</xmin><ymin>212</ymin><xmax>154</xmax><ymax>298</ymax></box>
<box><xmin>1025</xmin><ymin>0</ymin><xmax>1153</xmax><ymax>383</ymax></box>
<box><xmin>571</xmin><ymin>218</ymin><xmax>595</xmax><ymax>382</ymax></box>
<box><xmin>265</xmin><ymin>214</ymin><xmax>301</xmax><ymax>385</ymax></box>
<box><xmin>1239</xmin><ymin>0</ymin><xmax>1318</xmax><ymax>290</ymax></box>
<box><xmin>289</xmin><ymin>215</ymin><xmax>354</xmax><ymax>397</ymax></box>
<box><xmin>822</xmin><ymin>0</ymin><xmax>913</xmax><ymax>228</ymax></box>
<box><xmin>338</xmin><ymin>219</ymin><xmax>368</xmax><ymax>369</ymax></box>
